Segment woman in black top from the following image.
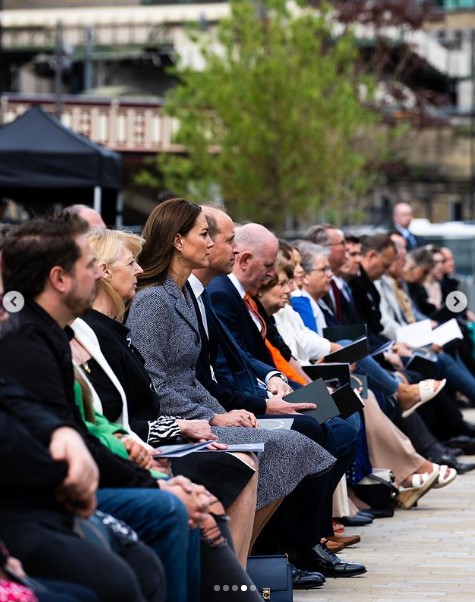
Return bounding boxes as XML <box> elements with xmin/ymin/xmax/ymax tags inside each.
<box><xmin>76</xmin><ymin>227</ymin><xmax>264</xmax><ymax>568</ymax></box>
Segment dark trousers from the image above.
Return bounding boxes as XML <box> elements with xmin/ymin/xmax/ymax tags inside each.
<box><xmin>416</xmin><ymin>389</ymin><xmax>465</xmax><ymax>441</ymax></box>
<box><xmin>254</xmin><ymin>415</ymin><xmax>358</xmax><ymax>552</ymax></box>
<box><xmin>0</xmin><ymin>512</ymin><xmax>157</xmax><ymax>602</ymax></box>
<box><xmin>200</xmin><ymin>516</ymin><xmax>262</xmax><ymax>602</ymax></box>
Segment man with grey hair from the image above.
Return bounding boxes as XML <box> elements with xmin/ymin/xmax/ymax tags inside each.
<box><xmin>304</xmin><ymin>225</ymin><xmax>347</xmax><ymax>272</ymax></box>
<box><xmin>304</xmin><ymin>225</ymin><xmax>348</xmax><ymax>323</ymax></box>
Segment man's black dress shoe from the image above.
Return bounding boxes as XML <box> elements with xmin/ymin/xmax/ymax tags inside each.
<box><xmin>453</xmin><ymin>461</ymin><xmax>475</xmax><ymax>474</ymax></box>
<box><xmin>288</xmin><ymin>543</ymin><xmax>367</xmax><ymax>578</ymax></box>
<box><xmin>444</xmin><ymin>435</ymin><xmax>475</xmax><ymax>456</ymax></box>
<box><xmin>428</xmin><ymin>452</ymin><xmax>475</xmax><ymax>474</ymax></box>
<box><xmin>338</xmin><ymin>512</ymin><xmax>373</xmax><ymax>527</ymax></box>
<box><xmin>291</xmin><ymin>565</ymin><xmax>326</xmax><ymax>589</ymax></box>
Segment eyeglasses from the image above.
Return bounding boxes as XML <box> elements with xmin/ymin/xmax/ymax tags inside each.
<box><xmin>325</xmin><ymin>240</ymin><xmax>345</xmax><ymax>247</ymax></box>
<box><xmin>309</xmin><ymin>266</ymin><xmax>332</xmax><ymax>274</ymax></box>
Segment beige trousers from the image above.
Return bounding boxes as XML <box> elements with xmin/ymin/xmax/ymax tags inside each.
<box><xmin>364</xmin><ymin>390</ymin><xmax>426</xmax><ymax>486</ymax></box>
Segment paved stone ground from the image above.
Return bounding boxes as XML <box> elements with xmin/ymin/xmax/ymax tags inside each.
<box><xmin>294</xmin><ymin>409</ymin><xmax>475</xmax><ymax>602</ymax></box>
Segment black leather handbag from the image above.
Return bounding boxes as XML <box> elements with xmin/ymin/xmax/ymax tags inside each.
<box><xmin>246</xmin><ymin>555</ymin><xmax>293</xmax><ymax>601</ymax></box>
<box><xmin>352</xmin><ymin>469</ymin><xmax>399</xmax><ymax>516</ymax></box>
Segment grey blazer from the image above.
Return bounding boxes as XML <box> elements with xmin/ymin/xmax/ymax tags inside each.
<box><xmin>127</xmin><ymin>275</ymin><xmax>223</xmax><ymax>422</ymax></box>
<box><xmin>127</xmin><ymin>275</ymin><xmax>335</xmax><ymax>508</ymax></box>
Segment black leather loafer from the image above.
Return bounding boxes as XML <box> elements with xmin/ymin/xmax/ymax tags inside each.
<box><xmin>291</xmin><ymin>565</ymin><xmax>326</xmax><ymax>589</ymax></box>
<box><xmin>429</xmin><ymin>451</ymin><xmax>475</xmax><ymax>474</ymax></box>
<box><xmin>453</xmin><ymin>461</ymin><xmax>475</xmax><ymax>474</ymax></box>
<box><xmin>444</xmin><ymin>435</ymin><xmax>475</xmax><ymax>456</ymax></box>
<box><xmin>289</xmin><ymin>543</ymin><xmax>367</xmax><ymax>578</ymax></box>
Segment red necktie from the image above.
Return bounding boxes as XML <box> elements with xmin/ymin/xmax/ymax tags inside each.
<box><xmin>244</xmin><ymin>294</ymin><xmax>267</xmax><ymax>339</ymax></box>
<box><xmin>330</xmin><ymin>280</ymin><xmax>344</xmax><ymax>325</ymax></box>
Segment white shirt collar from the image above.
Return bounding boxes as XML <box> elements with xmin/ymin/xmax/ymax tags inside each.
<box><xmin>228</xmin><ymin>273</ymin><xmax>246</xmax><ymax>299</ymax></box>
<box><xmin>332</xmin><ymin>276</ymin><xmax>345</xmax><ymax>290</ymax></box>
<box><xmin>188</xmin><ymin>273</ymin><xmax>204</xmax><ymax>299</ymax></box>
<box><xmin>187</xmin><ymin>273</ymin><xmax>209</xmax><ymax>338</ymax></box>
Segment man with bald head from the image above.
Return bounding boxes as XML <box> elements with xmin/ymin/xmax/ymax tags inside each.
<box><xmin>207</xmin><ymin>220</ymin><xmax>293</xmax><ymax>395</ymax></box>
<box><xmin>391</xmin><ymin>202</ymin><xmax>418</xmax><ymax>251</ymax></box>
<box><xmin>197</xmin><ymin>207</ymin><xmax>365</xmax><ymax>579</ymax></box>
<box><xmin>64</xmin><ymin>204</ymin><xmax>106</xmax><ymax>229</ymax></box>
<box><xmin>192</xmin><ymin>207</ymin><xmax>314</xmax><ymax>414</ymax></box>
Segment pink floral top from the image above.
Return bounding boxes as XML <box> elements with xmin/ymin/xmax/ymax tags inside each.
<box><xmin>0</xmin><ymin>581</ymin><xmax>37</xmax><ymax>602</ymax></box>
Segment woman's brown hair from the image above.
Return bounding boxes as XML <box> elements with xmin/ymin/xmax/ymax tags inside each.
<box><xmin>138</xmin><ymin>198</ymin><xmax>202</xmax><ymax>288</ymax></box>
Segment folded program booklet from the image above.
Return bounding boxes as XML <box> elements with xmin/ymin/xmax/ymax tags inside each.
<box><xmin>331</xmin><ymin>383</ymin><xmax>365</xmax><ymax>419</ymax></box>
<box><xmin>214</xmin><ymin>443</ymin><xmax>265</xmax><ymax>453</ymax></box>
<box><xmin>322</xmin><ymin>336</ymin><xmax>369</xmax><ymax>364</ymax></box>
<box><xmin>350</xmin><ymin>374</ymin><xmax>368</xmax><ymax>400</ymax></box>
<box><xmin>323</xmin><ymin>323</ymin><xmax>367</xmax><ymax>343</ymax></box>
<box><xmin>258</xmin><ymin>418</ymin><xmax>295</xmax><ymax>430</ymax></box>
<box><xmin>303</xmin><ymin>362</ymin><xmax>351</xmax><ymax>387</ymax></box>
<box><xmin>370</xmin><ymin>340</ymin><xmax>394</xmax><ymax>357</ymax></box>
<box><xmin>284</xmin><ymin>378</ymin><xmax>340</xmax><ymax>424</ymax></box>
<box><xmin>405</xmin><ymin>352</ymin><xmax>437</xmax><ymax>378</ymax></box>
<box><xmin>152</xmin><ymin>442</ymin><xmax>211</xmax><ymax>458</ymax></box>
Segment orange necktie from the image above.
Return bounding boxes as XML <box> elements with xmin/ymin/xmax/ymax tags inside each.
<box><xmin>244</xmin><ymin>294</ymin><xmax>267</xmax><ymax>339</ymax></box>
<box><xmin>265</xmin><ymin>339</ymin><xmax>307</xmax><ymax>386</ymax></box>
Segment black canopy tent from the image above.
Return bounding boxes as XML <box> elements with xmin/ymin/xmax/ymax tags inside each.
<box><xmin>0</xmin><ymin>106</ymin><xmax>123</xmax><ymax>224</ymax></box>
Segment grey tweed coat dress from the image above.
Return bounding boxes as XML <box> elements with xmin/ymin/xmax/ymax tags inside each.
<box><xmin>126</xmin><ymin>275</ymin><xmax>335</xmax><ymax>509</ymax></box>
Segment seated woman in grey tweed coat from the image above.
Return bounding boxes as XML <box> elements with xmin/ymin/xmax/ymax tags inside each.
<box><xmin>126</xmin><ymin>198</ymin><xmax>339</xmax><ymax>561</ymax></box>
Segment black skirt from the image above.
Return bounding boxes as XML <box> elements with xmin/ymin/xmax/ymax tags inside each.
<box><xmin>171</xmin><ymin>451</ymin><xmax>255</xmax><ymax>508</ymax></box>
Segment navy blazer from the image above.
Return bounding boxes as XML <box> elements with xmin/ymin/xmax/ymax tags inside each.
<box><xmin>207</xmin><ymin>275</ymin><xmax>277</xmax><ymax>383</ymax></box>
<box><xmin>188</xmin><ymin>284</ymin><xmax>267</xmax><ymax>415</ymax></box>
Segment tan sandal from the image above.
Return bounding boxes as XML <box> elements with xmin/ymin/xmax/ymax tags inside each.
<box><xmin>396</xmin><ymin>470</ymin><xmax>439</xmax><ymax>509</ymax></box>
<box><xmin>401</xmin><ymin>379</ymin><xmax>447</xmax><ymax>418</ymax></box>
<box><xmin>431</xmin><ymin>463</ymin><xmax>457</xmax><ymax>489</ymax></box>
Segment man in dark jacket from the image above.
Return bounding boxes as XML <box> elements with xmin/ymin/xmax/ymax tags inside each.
<box><xmin>0</xmin><ymin>375</ymin><xmax>159</xmax><ymax>602</ymax></box>
<box><xmin>193</xmin><ymin>207</ymin><xmax>366</xmax><ymax>579</ymax></box>
<box><xmin>0</xmin><ymin>214</ymin><xmax>204</xmax><ymax>602</ymax></box>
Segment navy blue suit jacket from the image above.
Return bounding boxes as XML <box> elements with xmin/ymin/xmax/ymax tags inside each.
<box><xmin>207</xmin><ymin>275</ymin><xmax>278</xmax><ymax>383</ymax></box>
<box><xmin>187</xmin><ymin>283</ymin><xmax>268</xmax><ymax>415</ymax></box>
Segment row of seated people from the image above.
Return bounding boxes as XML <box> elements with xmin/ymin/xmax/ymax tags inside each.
<box><xmin>0</xmin><ymin>200</ymin><xmax>470</xmax><ymax>600</ymax></box>
<box><xmin>0</xmin><ymin>203</ymin><xmax>359</xmax><ymax>601</ymax></box>
<box><xmin>285</xmin><ymin>227</ymin><xmax>475</xmax><ymax>511</ymax></box>
<box><xmin>0</xmin><ymin>207</ymin><xmax>267</xmax><ymax>602</ymax></box>
<box><xmin>320</xmin><ymin>229</ymin><xmax>475</xmax><ymax>459</ymax></box>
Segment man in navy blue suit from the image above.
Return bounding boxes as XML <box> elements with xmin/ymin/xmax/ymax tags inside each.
<box><xmin>195</xmin><ymin>207</ymin><xmax>366</xmax><ymax>578</ymax></box>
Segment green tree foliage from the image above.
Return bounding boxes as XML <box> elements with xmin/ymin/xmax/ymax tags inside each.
<box><xmin>142</xmin><ymin>0</ymin><xmax>383</xmax><ymax>231</ymax></box>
